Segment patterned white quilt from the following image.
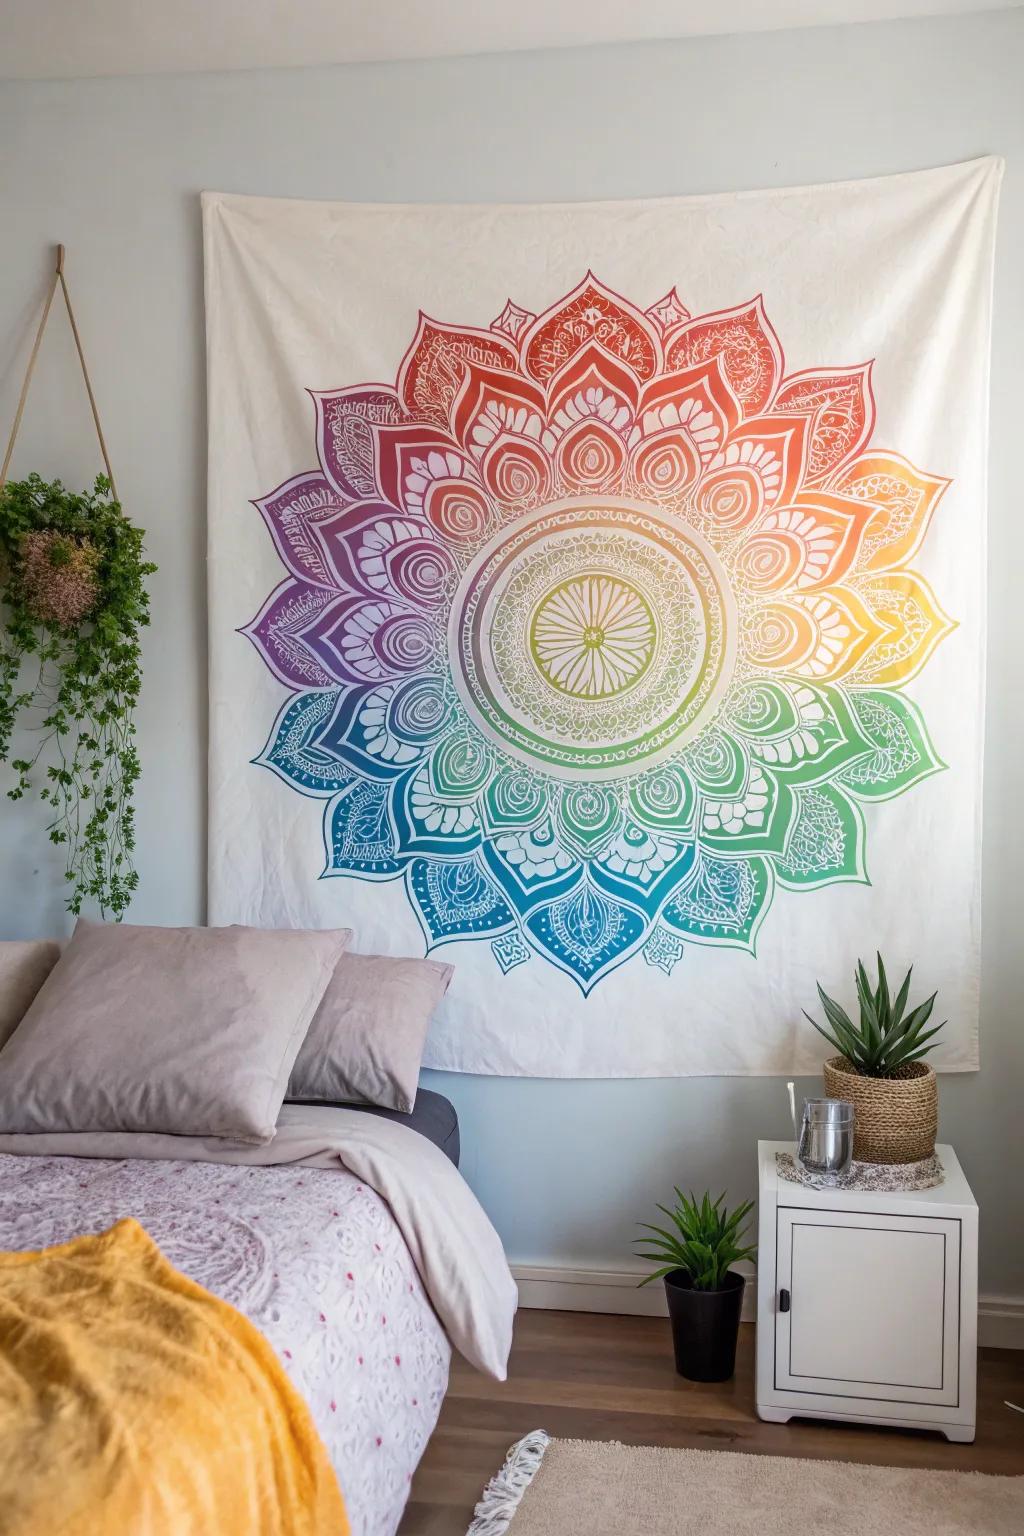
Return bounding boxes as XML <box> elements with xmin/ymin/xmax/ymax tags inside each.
<box><xmin>0</xmin><ymin>1151</ymin><xmax>450</xmax><ymax>1536</ymax></box>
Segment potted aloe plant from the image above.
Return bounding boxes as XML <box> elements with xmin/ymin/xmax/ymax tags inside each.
<box><xmin>636</xmin><ymin>1190</ymin><xmax>756</xmax><ymax>1382</ymax></box>
<box><xmin>804</xmin><ymin>953</ymin><xmax>945</xmax><ymax>1165</ymax></box>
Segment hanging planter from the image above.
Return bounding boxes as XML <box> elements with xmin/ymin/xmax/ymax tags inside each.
<box><xmin>0</xmin><ymin>248</ymin><xmax>155</xmax><ymax>919</ymax></box>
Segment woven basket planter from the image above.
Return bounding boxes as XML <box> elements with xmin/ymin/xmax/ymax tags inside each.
<box><xmin>823</xmin><ymin>1056</ymin><xmax>937</xmax><ymax>1165</ymax></box>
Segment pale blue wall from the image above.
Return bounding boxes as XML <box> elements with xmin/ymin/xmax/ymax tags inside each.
<box><xmin>1</xmin><ymin>9</ymin><xmax>1022</xmax><ymax>1289</ymax></box>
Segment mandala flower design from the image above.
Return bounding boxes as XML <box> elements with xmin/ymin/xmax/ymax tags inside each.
<box><xmin>245</xmin><ymin>276</ymin><xmax>953</xmax><ymax>990</ymax></box>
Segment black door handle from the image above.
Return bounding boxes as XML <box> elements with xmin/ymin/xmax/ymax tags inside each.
<box><xmin>779</xmin><ymin>1288</ymin><xmax>791</xmax><ymax>1313</ymax></box>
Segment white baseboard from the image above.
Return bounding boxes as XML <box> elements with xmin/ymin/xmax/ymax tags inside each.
<box><xmin>976</xmin><ymin>1295</ymin><xmax>1024</xmax><ymax>1350</ymax></box>
<box><xmin>511</xmin><ymin>1264</ymin><xmax>1024</xmax><ymax>1348</ymax></box>
<box><xmin>511</xmin><ymin>1261</ymin><xmax>756</xmax><ymax>1323</ymax></box>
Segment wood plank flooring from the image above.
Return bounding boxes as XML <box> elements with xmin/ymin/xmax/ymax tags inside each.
<box><xmin>399</xmin><ymin>1310</ymin><xmax>1024</xmax><ymax>1535</ymax></box>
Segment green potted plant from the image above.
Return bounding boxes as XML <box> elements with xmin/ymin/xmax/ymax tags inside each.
<box><xmin>636</xmin><ymin>1190</ymin><xmax>756</xmax><ymax>1382</ymax></box>
<box><xmin>0</xmin><ymin>473</ymin><xmax>155</xmax><ymax>918</ymax></box>
<box><xmin>804</xmin><ymin>953</ymin><xmax>945</xmax><ymax>1165</ymax></box>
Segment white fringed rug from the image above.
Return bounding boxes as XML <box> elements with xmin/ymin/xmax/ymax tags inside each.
<box><xmin>466</xmin><ymin>1433</ymin><xmax>1024</xmax><ymax>1535</ymax></box>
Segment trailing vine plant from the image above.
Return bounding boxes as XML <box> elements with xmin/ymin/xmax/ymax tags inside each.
<box><xmin>0</xmin><ymin>473</ymin><xmax>155</xmax><ymax>917</ymax></box>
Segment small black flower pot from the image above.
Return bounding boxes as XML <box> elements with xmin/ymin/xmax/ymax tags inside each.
<box><xmin>663</xmin><ymin>1268</ymin><xmax>745</xmax><ymax>1382</ymax></box>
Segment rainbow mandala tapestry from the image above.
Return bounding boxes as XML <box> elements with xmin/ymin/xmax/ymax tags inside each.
<box><xmin>205</xmin><ymin>162</ymin><xmax>997</xmax><ymax>1076</ymax></box>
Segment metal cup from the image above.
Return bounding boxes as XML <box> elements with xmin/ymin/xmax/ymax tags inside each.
<box><xmin>797</xmin><ymin>1097</ymin><xmax>855</xmax><ymax>1182</ymax></box>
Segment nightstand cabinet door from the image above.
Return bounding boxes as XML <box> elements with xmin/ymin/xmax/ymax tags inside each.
<box><xmin>774</xmin><ymin>1207</ymin><xmax>961</xmax><ymax>1407</ymax></box>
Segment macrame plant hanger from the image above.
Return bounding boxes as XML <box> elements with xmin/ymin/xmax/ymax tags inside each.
<box><xmin>0</xmin><ymin>245</ymin><xmax>118</xmax><ymax>500</ymax></box>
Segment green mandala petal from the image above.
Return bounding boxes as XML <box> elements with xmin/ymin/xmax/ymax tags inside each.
<box><xmin>480</xmin><ymin>766</ymin><xmax>549</xmax><ymax>833</ymax></box>
<box><xmin>839</xmin><ymin>689</ymin><xmax>946</xmax><ymax>800</ymax></box>
<box><xmin>428</xmin><ymin>730</ymin><xmax>492</xmax><ymax>800</ymax></box>
<box><xmin>698</xmin><ymin>766</ymin><xmax>796</xmax><ymax>857</ymax></box>
<box><xmin>728</xmin><ymin>679</ymin><xmax>874</xmax><ymax>788</ymax></box>
<box><xmin>685</xmin><ymin>728</ymin><xmax>749</xmax><ymax>798</ymax></box>
<box><xmin>257</xmin><ymin>690</ymin><xmax>352</xmax><ymax>798</ymax></box>
<box><xmin>773</xmin><ymin>784</ymin><xmax>867</xmax><ymax>889</ymax></box>
<box><xmin>557</xmin><ymin>782</ymin><xmax>623</xmax><ymax>858</ymax></box>
<box><xmin>628</xmin><ymin>764</ymin><xmax>696</xmax><ymax>838</ymax></box>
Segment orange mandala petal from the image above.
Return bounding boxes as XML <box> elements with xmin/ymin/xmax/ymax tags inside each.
<box><xmin>830</xmin><ymin>450</ymin><xmax>951</xmax><ymax>572</ymax></box>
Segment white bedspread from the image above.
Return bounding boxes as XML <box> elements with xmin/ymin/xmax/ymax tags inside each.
<box><xmin>0</xmin><ymin>1106</ymin><xmax>517</xmax><ymax>1536</ymax></box>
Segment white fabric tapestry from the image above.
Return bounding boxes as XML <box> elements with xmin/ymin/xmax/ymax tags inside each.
<box><xmin>204</xmin><ymin>159</ymin><xmax>999</xmax><ymax>1077</ymax></box>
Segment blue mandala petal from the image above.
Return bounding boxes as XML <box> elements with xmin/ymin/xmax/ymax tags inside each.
<box><xmin>592</xmin><ymin>824</ymin><xmax>696</xmax><ymax>915</ymax></box>
<box><xmin>407</xmin><ymin>857</ymin><xmax>516</xmax><ymax>945</ymax></box>
<box><xmin>662</xmin><ymin>854</ymin><xmax>772</xmax><ymax>952</ymax></box>
<box><xmin>256</xmin><ymin>689</ymin><xmax>352</xmax><ymax>798</ymax></box>
<box><xmin>480</xmin><ymin>825</ymin><xmax>582</xmax><ymax>917</ymax></box>
<box><xmin>390</xmin><ymin>766</ymin><xmax>482</xmax><ymax>859</ymax></box>
<box><xmin>480</xmin><ymin>768</ymin><xmax>550</xmax><ymax>834</ymax></box>
<box><xmin>642</xmin><ymin>926</ymin><xmax>686</xmax><ymax>975</ymax></box>
<box><xmin>491</xmin><ymin>932</ymin><xmax>532</xmax><ymax>974</ymax></box>
<box><xmin>323</xmin><ymin>780</ymin><xmax>403</xmax><ymax>878</ymax></box>
<box><xmin>526</xmin><ymin>883</ymin><xmax>645</xmax><ymax>992</ymax></box>
<box><xmin>318</xmin><ymin>676</ymin><xmax>453</xmax><ymax>781</ymax></box>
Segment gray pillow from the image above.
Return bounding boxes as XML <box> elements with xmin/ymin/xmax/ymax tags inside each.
<box><xmin>0</xmin><ymin>941</ymin><xmax>62</xmax><ymax>1050</ymax></box>
<box><xmin>0</xmin><ymin>920</ymin><xmax>351</xmax><ymax>1143</ymax></box>
<box><xmin>287</xmin><ymin>952</ymin><xmax>453</xmax><ymax>1113</ymax></box>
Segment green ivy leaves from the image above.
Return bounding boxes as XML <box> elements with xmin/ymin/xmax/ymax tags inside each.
<box><xmin>0</xmin><ymin>473</ymin><xmax>156</xmax><ymax>918</ymax></box>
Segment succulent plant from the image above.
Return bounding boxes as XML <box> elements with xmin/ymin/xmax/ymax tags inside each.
<box><xmin>636</xmin><ymin>1190</ymin><xmax>756</xmax><ymax>1291</ymax></box>
<box><xmin>805</xmin><ymin>953</ymin><xmax>945</xmax><ymax>1078</ymax></box>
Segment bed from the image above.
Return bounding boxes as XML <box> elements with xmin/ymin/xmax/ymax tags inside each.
<box><xmin>0</xmin><ymin>1101</ymin><xmax>515</xmax><ymax>1536</ymax></box>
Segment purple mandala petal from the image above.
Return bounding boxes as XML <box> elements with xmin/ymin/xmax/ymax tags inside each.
<box><xmin>241</xmin><ymin>578</ymin><xmax>337</xmax><ymax>690</ymax></box>
<box><xmin>314</xmin><ymin>385</ymin><xmax>405</xmax><ymax>501</ymax></box>
<box><xmin>314</xmin><ymin>501</ymin><xmax>455</xmax><ymax>607</ymax></box>
<box><xmin>302</xmin><ymin>593</ymin><xmax>436</xmax><ymax>686</ymax></box>
<box><xmin>253</xmin><ymin>471</ymin><xmax>348</xmax><ymax>588</ymax></box>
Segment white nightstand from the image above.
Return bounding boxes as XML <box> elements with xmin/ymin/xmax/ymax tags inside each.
<box><xmin>755</xmin><ymin>1141</ymin><xmax>978</xmax><ymax>1442</ymax></box>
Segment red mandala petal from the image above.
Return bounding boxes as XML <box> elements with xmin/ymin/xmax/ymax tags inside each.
<box><xmin>665</xmin><ymin>297</ymin><xmax>783</xmax><ymax>418</ymax></box>
<box><xmin>241</xmin><ymin>578</ymin><xmax>337</xmax><ymax>691</ymax></box>
<box><xmin>451</xmin><ymin>362</ymin><xmax>547</xmax><ymax>456</ymax></box>
<box><xmin>545</xmin><ymin>343</ymin><xmax>643</xmax><ymax>426</ymax></box>
<box><xmin>253</xmin><ymin>472</ymin><xmax>347</xmax><ymax>588</ymax></box>
<box><xmin>555</xmin><ymin>419</ymin><xmax>629</xmax><ymax>495</ymax></box>
<box><xmin>645</xmin><ymin>288</ymin><xmax>690</xmax><ymax>335</ymax></box>
<box><xmin>772</xmin><ymin>362</ymin><xmax>875</xmax><ymax>484</ymax></box>
<box><xmin>479</xmin><ymin>436</ymin><xmax>552</xmax><ymax>509</ymax></box>
<box><xmin>696</xmin><ymin>414</ymin><xmax>810</xmax><ymax>530</ymax></box>
<box><xmin>370</xmin><ymin>421</ymin><xmax>472</xmax><ymax>517</ymax></box>
<box><xmin>630</xmin><ymin>429</ymin><xmax>703</xmax><ymax>503</ymax></box>
<box><xmin>491</xmin><ymin>298</ymin><xmax>535</xmax><ymax>344</ymax></box>
<box><xmin>637</xmin><ymin>359</ymin><xmax>741</xmax><ymax>466</ymax></box>
<box><xmin>423</xmin><ymin>480</ymin><xmax>495</xmax><ymax>544</ymax></box>
<box><xmin>313</xmin><ymin>386</ymin><xmax>405</xmax><ymax>502</ymax></box>
<box><xmin>397</xmin><ymin>314</ymin><xmax>518</xmax><ymax>430</ymax></box>
<box><xmin>521</xmin><ymin>274</ymin><xmax>661</xmax><ymax>384</ymax></box>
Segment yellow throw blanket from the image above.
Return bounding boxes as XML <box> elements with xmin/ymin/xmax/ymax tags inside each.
<box><xmin>0</xmin><ymin>1217</ymin><xmax>350</xmax><ymax>1536</ymax></box>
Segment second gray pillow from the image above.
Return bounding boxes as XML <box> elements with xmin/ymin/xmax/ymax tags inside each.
<box><xmin>287</xmin><ymin>952</ymin><xmax>453</xmax><ymax>1113</ymax></box>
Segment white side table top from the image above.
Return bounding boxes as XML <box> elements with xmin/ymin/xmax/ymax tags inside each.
<box><xmin>758</xmin><ymin>1140</ymin><xmax>977</xmax><ymax>1214</ymax></box>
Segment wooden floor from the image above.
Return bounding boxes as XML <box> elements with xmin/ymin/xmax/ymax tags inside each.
<box><xmin>399</xmin><ymin>1310</ymin><xmax>1024</xmax><ymax>1535</ymax></box>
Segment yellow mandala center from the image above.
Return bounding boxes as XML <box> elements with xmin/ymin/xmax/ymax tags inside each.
<box><xmin>530</xmin><ymin>573</ymin><xmax>657</xmax><ymax>700</ymax></box>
